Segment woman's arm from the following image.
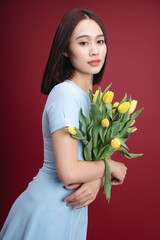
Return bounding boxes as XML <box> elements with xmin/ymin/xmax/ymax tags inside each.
<box><xmin>52</xmin><ymin>128</ymin><xmax>127</xmax><ymax>185</ymax></box>
<box><xmin>52</xmin><ymin>127</ymin><xmax>105</xmax><ymax>184</ymax></box>
<box><xmin>64</xmin><ymin>179</ymin><xmax>103</xmax><ymax>209</ymax></box>
<box><xmin>64</xmin><ymin>159</ymin><xmax>127</xmax><ymax>209</ymax></box>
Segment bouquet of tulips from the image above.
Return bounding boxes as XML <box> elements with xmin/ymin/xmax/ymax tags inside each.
<box><xmin>67</xmin><ymin>83</ymin><xmax>144</xmax><ymax>202</ymax></box>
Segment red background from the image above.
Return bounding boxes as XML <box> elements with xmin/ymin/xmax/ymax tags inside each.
<box><xmin>1</xmin><ymin>0</ymin><xmax>160</xmax><ymax>239</ymax></box>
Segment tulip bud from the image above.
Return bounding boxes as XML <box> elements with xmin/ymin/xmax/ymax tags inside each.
<box><xmin>118</xmin><ymin>102</ymin><xmax>130</xmax><ymax>114</ymax></box>
<box><xmin>129</xmin><ymin>100</ymin><xmax>137</xmax><ymax>114</ymax></box>
<box><xmin>101</xmin><ymin>118</ymin><xmax>109</xmax><ymax>128</ymax></box>
<box><xmin>93</xmin><ymin>90</ymin><xmax>102</xmax><ymax>104</ymax></box>
<box><xmin>103</xmin><ymin>91</ymin><xmax>114</xmax><ymax>104</ymax></box>
<box><xmin>113</xmin><ymin>102</ymin><xmax>119</xmax><ymax>107</ymax></box>
<box><xmin>130</xmin><ymin>120</ymin><xmax>135</xmax><ymax>127</ymax></box>
<box><xmin>112</xmin><ymin>102</ymin><xmax>119</xmax><ymax>113</ymax></box>
<box><xmin>68</xmin><ymin>127</ymin><xmax>77</xmax><ymax>135</ymax></box>
<box><xmin>111</xmin><ymin>138</ymin><xmax>121</xmax><ymax>149</ymax></box>
<box><xmin>131</xmin><ymin>127</ymin><xmax>137</xmax><ymax>133</ymax></box>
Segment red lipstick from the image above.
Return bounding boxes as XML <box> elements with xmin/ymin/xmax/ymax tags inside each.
<box><xmin>88</xmin><ymin>59</ymin><xmax>101</xmax><ymax>66</ymax></box>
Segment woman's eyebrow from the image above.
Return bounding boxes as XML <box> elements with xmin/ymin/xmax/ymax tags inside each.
<box><xmin>75</xmin><ymin>34</ymin><xmax>104</xmax><ymax>40</ymax></box>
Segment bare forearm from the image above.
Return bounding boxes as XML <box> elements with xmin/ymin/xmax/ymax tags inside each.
<box><xmin>52</xmin><ymin>130</ymin><xmax>106</xmax><ymax>185</ymax></box>
<box><xmin>101</xmin><ymin>176</ymin><xmax>105</xmax><ymax>187</ymax></box>
<box><xmin>60</xmin><ymin>159</ymin><xmax>105</xmax><ymax>184</ymax></box>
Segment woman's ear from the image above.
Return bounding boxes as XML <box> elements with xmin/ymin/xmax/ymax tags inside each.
<box><xmin>63</xmin><ymin>52</ymin><xmax>68</xmax><ymax>57</ymax></box>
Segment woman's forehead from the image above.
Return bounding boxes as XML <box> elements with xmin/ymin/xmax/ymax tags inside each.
<box><xmin>71</xmin><ymin>19</ymin><xmax>103</xmax><ymax>40</ymax></box>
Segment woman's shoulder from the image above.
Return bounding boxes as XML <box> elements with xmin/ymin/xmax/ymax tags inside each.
<box><xmin>51</xmin><ymin>80</ymin><xmax>79</xmax><ymax>97</ymax></box>
<box><xmin>46</xmin><ymin>80</ymin><xmax>79</xmax><ymax>106</ymax></box>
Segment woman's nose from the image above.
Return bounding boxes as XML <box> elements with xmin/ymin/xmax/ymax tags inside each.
<box><xmin>89</xmin><ymin>43</ymin><xmax>99</xmax><ymax>56</ymax></box>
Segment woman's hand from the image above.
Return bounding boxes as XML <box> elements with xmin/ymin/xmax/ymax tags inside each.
<box><xmin>64</xmin><ymin>179</ymin><xmax>103</xmax><ymax>210</ymax></box>
<box><xmin>63</xmin><ymin>158</ymin><xmax>127</xmax><ymax>209</ymax></box>
<box><xmin>108</xmin><ymin>158</ymin><xmax>127</xmax><ymax>185</ymax></box>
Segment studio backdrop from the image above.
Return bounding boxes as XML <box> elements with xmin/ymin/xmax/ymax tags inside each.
<box><xmin>1</xmin><ymin>0</ymin><xmax>160</xmax><ymax>239</ymax></box>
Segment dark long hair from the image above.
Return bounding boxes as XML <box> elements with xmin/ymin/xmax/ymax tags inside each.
<box><xmin>41</xmin><ymin>9</ymin><xmax>108</xmax><ymax>95</ymax></box>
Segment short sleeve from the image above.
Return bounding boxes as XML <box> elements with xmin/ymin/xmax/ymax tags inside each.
<box><xmin>46</xmin><ymin>84</ymin><xmax>80</xmax><ymax>134</ymax></box>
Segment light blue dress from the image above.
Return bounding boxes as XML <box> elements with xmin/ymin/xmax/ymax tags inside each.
<box><xmin>0</xmin><ymin>80</ymin><xmax>91</xmax><ymax>240</ymax></box>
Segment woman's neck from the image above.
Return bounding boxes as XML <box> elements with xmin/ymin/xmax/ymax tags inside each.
<box><xmin>69</xmin><ymin>72</ymin><xmax>93</xmax><ymax>97</ymax></box>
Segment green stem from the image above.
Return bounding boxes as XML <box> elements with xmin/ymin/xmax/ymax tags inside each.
<box><xmin>112</xmin><ymin>112</ymin><xmax>119</xmax><ymax>120</ymax></box>
<box><xmin>103</xmin><ymin>157</ymin><xmax>112</xmax><ymax>203</ymax></box>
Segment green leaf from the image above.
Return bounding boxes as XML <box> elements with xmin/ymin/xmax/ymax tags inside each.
<box><xmin>120</xmin><ymin>109</ymin><xmax>130</xmax><ymax>124</ymax></box>
<box><xmin>102</xmin><ymin>105</ymin><xmax>106</xmax><ymax>119</ymax></box>
<box><xmin>98</xmin><ymin>144</ymin><xmax>110</xmax><ymax>160</ymax></box>
<box><xmin>86</xmin><ymin>120</ymin><xmax>93</xmax><ymax>132</ymax></box>
<box><xmin>116</xmin><ymin>147</ymin><xmax>143</xmax><ymax>159</ymax></box>
<box><xmin>119</xmin><ymin>118</ymin><xmax>130</xmax><ymax>133</ymax></box>
<box><xmin>118</xmin><ymin>138</ymin><xmax>129</xmax><ymax>150</ymax></box>
<box><xmin>105</xmin><ymin>127</ymin><xmax>112</xmax><ymax>144</ymax></box>
<box><xmin>83</xmin><ymin>121</ymin><xmax>93</xmax><ymax>161</ymax></box>
<box><xmin>89</xmin><ymin>104</ymin><xmax>102</xmax><ymax>148</ymax></box>
<box><xmin>98</xmin><ymin>125</ymin><xmax>105</xmax><ymax>142</ymax></box>
<box><xmin>103</xmin><ymin>157</ymin><xmax>112</xmax><ymax>203</ymax></box>
<box><xmin>89</xmin><ymin>103</ymin><xmax>100</xmax><ymax>123</ymax></box>
<box><xmin>89</xmin><ymin>89</ymin><xmax>93</xmax><ymax>102</ymax></box>
<box><xmin>102</xmin><ymin>127</ymin><xmax>108</xmax><ymax>143</ymax></box>
<box><xmin>86</xmin><ymin>120</ymin><xmax>93</xmax><ymax>142</ymax></box>
<box><xmin>93</xmin><ymin>147</ymin><xmax>99</xmax><ymax>160</ymax></box>
<box><xmin>79</xmin><ymin>108</ymin><xmax>89</xmax><ymax>135</ymax></box>
<box><xmin>120</xmin><ymin>107</ymin><xmax>144</xmax><ymax>137</ymax></box>
<box><xmin>101</xmin><ymin>83</ymin><xmax>112</xmax><ymax>101</ymax></box>
<box><xmin>104</xmin><ymin>103</ymin><xmax>113</xmax><ymax>119</ymax></box>
<box><xmin>72</xmin><ymin>128</ymin><xmax>85</xmax><ymax>140</ymax></box>
<box><xmin>127</xmin><ymin>127</ymin><xmax>136</xmax><ymax>134</ymax></box>
<box><xmin>98</xmin><ymin>144</ymin><xmax>115</xmax><ymax>160</ymax></box>
<box><xmin>121</xmin><ymin>131</ymin><xmax>130</xmax><ymax>142</ymax></box>
<box><xmin>84</xmin><ymin>139</ymin><xmax>92</xmax><ymax>161</ymax></box>
<box><xmin>81</xmin><ymin>139</ymin><xmax>88</xmax><ymax>145</ymax></box>
<box><xmin>119</xmin><ymin>93</ymin><xmax>127</xmax><ymax>104</ymax></box>
<box><xmin>128</xmin><ymin>95</ymin><xmax>132</xmax><ymax>104</ymax></box>
<box><xmin>110</xmin><ymin>122</ymin><xmax>123</xmax><ymax>138</ymax></box>
<box><xmin>95</xmin><ymin>86</ymin><xmax>102</xmax><ymax>105</ymax></box>
<box><xmin>114</xmin><ymin>112</ymin><xmax>123</xmax><ymax>122</ymax></box>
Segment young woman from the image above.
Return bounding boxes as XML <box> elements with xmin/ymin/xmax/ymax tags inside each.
<box><xmin>0</xmin><ymin>9</ymin><xmax>127</xmax><ymax>240</ymax></box>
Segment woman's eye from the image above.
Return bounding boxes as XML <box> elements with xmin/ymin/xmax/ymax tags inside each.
<box><xmin>97</xmin><ymin>40</ymin><xmax>105</xmax><ymax>44</ymax></box>
<box><xmin>79</xmin><ymin>42</ymin><xmax>88</xmax><ymax>46</ymax></box>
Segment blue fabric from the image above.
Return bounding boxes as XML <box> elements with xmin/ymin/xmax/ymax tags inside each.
<box><xmin>0</xmin><ymin>80</ymin><xmax>91</xmax><ymax>240</ymax></box>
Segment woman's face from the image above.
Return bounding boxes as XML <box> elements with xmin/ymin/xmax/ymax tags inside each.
<box><xmin>66</xmin><ymin>19</ymin><xmax>107</xmax><ymax>77</ymax></box>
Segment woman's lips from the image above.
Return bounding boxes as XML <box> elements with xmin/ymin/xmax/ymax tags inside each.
<box><xmin>88</xmin><ymin>59</ymin><xmax>101</xmax><ymax>66</ymax></box>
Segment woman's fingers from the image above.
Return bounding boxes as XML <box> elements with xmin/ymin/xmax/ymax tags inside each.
<box><xmin>111</xmin><ymin>180</ymin><xmax>121</xmax><ymax>185</ymax></box>
<box><xmin>64</xmin><ymin>179</ymin><xmax>102</xmax><ymax>209</ymax></box>
<box><xmin>64</xmin><ymin>181</ymin><xmax>99</xmax><ymax>207</ymax></box>
<box><xmin>67</xmin><ymin>192</ymin><xmax>87</xmax><ymax>205</ymax></box>
<box><xmin>108</xmin><ymin>159</ymin><xmax>127</xmax><ymax>184</ymax></box>
<box><xmin>66</xmin><ymin>194</ymin><xmax>92</xmax><ymax>207</ymax></box>
<box><xmin>66</xmin><ymin>188</ymin><xmax>94</xmax><ymax>206</ymax></box>
<box><xmin>74</xmin><ymin>200</ymin><xmax>91</xmax><ymax>210</ymax></box>
<box><xmin>64</xmin><ymin>185</ymin><xmax>86</xmax><ymax>202</ymax></box>
<box><xmin>64</xmin><ymin>183</ymin><xmax>81</xmax><ymax>190</ymax></box>
<box><xmin>111</xmin><ymin>177</ymin><xmax>119</xmax><ymax>185</ymax></box>
<box><xmin>111</xmin><ymin>163</ymin><xmax>127</xmax><ymax>185</ymax></box>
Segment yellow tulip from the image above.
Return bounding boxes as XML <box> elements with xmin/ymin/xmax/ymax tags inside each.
<box><xmin>111</xmin><ymin>138</ymin><xmax>121</xmax><ymax>149</ymax></box>
<box><xmin>129</xmin><ymin>100</ymin><xmax>137</xmax><ymax>114</ymax></box>
<box><xmin>103</xmin><ymin>91</ymin><xmax>114</xmax><ymax>104</ymax></box>
<box><xmin>131</xmin><ymin>127</ymin><xmax>137</xmax><ymax>133</ymax></box>
<box><xmin>130</xmin><ymin>120</ymin><xmax>135</xmax><ymax>127</ymax></box>
<box><xmin>68</xmin><ymin>127</ymin><xmax>77</xmax><ymax>135</ymax></box>
<box><xmin>93</xmin><ymin>90</ymin><xmax>102</xmax><ymax>103</ymax></box>
<box><xmin>101</xmin><ymin>118</ymin><xmax>109</xmax><ymax>128</ymax></box>
<box><xmin>113</xmin><ymin>102</ymin><xmax>119</xmax><ymax>107</ymax></box>
<box><xmin>118</xmin><ymin>102</ymin><xmax>130</xmax><ymax>114</ymax></box>
<box><xmin>112</xmin><ymin>102</ymin><xmax>119</xmax><ymax>113</ymax></box>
